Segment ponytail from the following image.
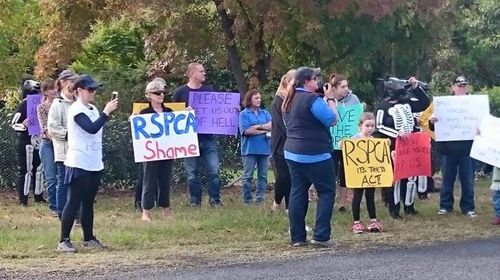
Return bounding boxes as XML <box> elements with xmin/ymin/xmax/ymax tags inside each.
<box><xmin>329</xmin><ymin>73</ymin><xmax>347</xmax><ymax>88</ymax></box>
<box><xmin>281</xmin><ymin>86</ymin><xmax>295</xmax><ymax>113</ymax></box>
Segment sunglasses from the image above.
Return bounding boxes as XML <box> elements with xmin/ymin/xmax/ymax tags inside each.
<box><xmin>151</xmin><ymin>91</ymin><xmax>165</xmax><ymax>96</ymax></box>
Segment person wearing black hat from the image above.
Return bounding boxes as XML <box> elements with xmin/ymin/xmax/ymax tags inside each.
<box><xmin>374</xmin><ymin>76</ymin><xmax>431</xmax><ymax>219</ymax></box>
<box><xmin>57</xmin><ymin>75</ymin><xmax>118</xmax><ymax>252</ymax></box>
<box><xmin>282</xmin><ymin>66</ymin><xmax>339</xmax><ymax>247</ymax></box>
<box><xmin>10</xmin><ymin>78</ymin><xmax>45</xmax><ymax>206</ymax></box>
<box><xmin>429</xmin><ymin>76</ymin><xmax>477</xmax><ymax>218</ymax></box>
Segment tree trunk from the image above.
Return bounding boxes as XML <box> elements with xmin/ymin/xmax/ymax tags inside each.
<box><xmin>213</xmin><ymin>0</ymin><xmax>248</xmax><ymax>95</ymax></box>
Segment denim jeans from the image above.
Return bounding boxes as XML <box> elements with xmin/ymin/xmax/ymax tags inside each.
<box><xmin>241</xmin><ymin>155</ymin><xmax>269</xmax><ymax>204</ymax></box>
<box><xmin>55</xmin><ymin>162</ymin><xmax>68</xmax><ymax>215</ymax></box>
<box><xmin>440</xmin><ymin>154</ymin><xmax>475</xmax><ymax>213</ymax></box>
<box><xmin>39</xmin><ymin>140</ymin><xmax>57</xmax><ymax>211</ymax></box>
<box><xmin>185</xmin><ymin>138</ymin><xmax>222</xmax><ymax>205</ymax></box>
<box><xmin>493</xmin><ymin>190</ymin><xmax>500</xmax><ymax>218</ymax></box>
<box><xmin>287</xmin><ymin>158</ymin><xmax>335</xmax><ymax>243</ymax></box>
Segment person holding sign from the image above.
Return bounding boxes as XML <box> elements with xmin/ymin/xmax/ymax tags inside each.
<box><xmin>282</xmin><ymin>67</ymin><xmax>338</xmax><ymax>247</ymax></box>
<box><xmin>37</xmin><ymin>78</ymin><xmax>59</xmax><ymax>215</ymax></box>
<box><xmin>374</xmin><ymin>76</ymin><xmax>431</xmax><ymax>219</ymax></box>
<box><xmin>58</xmin><ymin>75</ymin><xmax>118</xmax><ymax>252</ymax></box>
<box><xmin>11</xmin><ymin>78</ymin><xmax>45</xmax><ymax>206</ymax></box>
<box><xmin>326</xmin><ymin>73</ymin><xmax>361</xmax><ymax>212</ymax></box>
<box><xmin>173</xmin><ymin>63</ymin><xmax>223</xmax><ymax>206</ymax></box>
<box><xmin>239</xmin><ymin>89</ymin><xmax>272</xmax><ymax>204</ymax></box>
<box><xmin>429</xmin><ymin>76</ymin><xmax>477</xmax><ymax>218</ymax></box>
<box><xmin>139</xmin><ymin>80</ymin><xmax>175</xmax><ymax>221</ymax></box>
<box><xmin>271</xmin><ymin>70</ymin><xmax>295</xmax><ymax>211</ymax></box>
<box><xmin>347</xmin><ymin>113</ymin><xmax>383</xmax><ymax>234</ymax></box>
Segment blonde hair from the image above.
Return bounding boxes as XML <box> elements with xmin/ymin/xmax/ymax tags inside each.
<box><xmin>358</xmin><ymin>112</ymin><xmax>375</xmax><ymax>126</ymax></box>
<box><xmin>276</xmin><ymin>69</ymin><xmax>296</xmax><ymax>98</ymax></box>
<box><xmin>186</xmin><ymin>62</ymin><xmax>203</xmax><ymax>77</ymax></box>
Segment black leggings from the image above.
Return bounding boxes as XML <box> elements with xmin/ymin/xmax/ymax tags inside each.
<box><xmin>142</xmin><ymin>160</ymin><xmax>173</xmax><ymax>210</ymax></box>
<box><xmin>60</xmin><ymin>171</ymin><xmax>100</xmax><ymax>242</ymax></box>
<box><xmin>272</xmin><ymin>155</ymin><xmax>291</xmax><ymax>208</ymax></box>
<box><xmin>134</xmin><ymin>163</ymin><xmax>143</xmax><ymax>204</ymax></box>
<box><xmin>352</xmin><ymin>188</ymin><xmax>376</xmax><ymax>221</ymax></box>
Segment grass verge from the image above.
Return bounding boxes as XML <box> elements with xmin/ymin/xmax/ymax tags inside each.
<box><xmin>0</xmin><ymin>178</ymin><xmax>499</xmax><ymax>278</ymax></box>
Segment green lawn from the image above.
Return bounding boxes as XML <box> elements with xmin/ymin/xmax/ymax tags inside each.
<box><xmin>0</xmin><ymin>178</ymin><xmax>499</xmax><ymax>275</ymax></box>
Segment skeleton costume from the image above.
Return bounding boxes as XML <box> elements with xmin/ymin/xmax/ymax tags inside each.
<box><xmin>374</xmin><ymin>84</ymin><xmax>430</xmax><ymax>218</ymax></box>
<box><xmin>11</xmin><ymin>80</ymin><xmax>44</xmax><ymax>205</ymax></box>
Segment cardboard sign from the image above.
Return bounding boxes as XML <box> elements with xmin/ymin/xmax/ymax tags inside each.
<box><xmin>470</xmin><ymin>115</ymin><xmax>500</xmax><ymax>168</ymax></box>
<box><xmin>27</xmin><ymin>94</ymin><xmax>43</xmax><ymax>136</ymax></box>
<box><xmin>188</xmin><ymin>91</ymin><xmax>240</xmax><ymax>135</ymax></box>
<box><xmin>342</xmin><ymin>138</ymin><xmax>393</xmax><ymax>188</ymax></box>
<box><xmin>331</xmin><ymin>103</ymin><xmax>364</xmax><ymax>150</ymax></box>
<box><xmin>130</xmin><ymin>111</ymin><xmax>199</xmax><ymax>163</ymax></box>
<box><xmin>419</xmin><ymin>103</ymin><xmax>435</xmax><ymax>139</ymax></box>
<box><xmin>433</xmin><ymin>95</ymin><xmax>489</xmax><ymax>141</ymax></box>
<box><xmin>132</xmin><ymin>102</ymin><xmax>185</xmax><ymax>114</ymax></box>
<box><xmin>393</xmin><ymin>132</ymin><xmax>431</xmax><ymax>181</ymax></box>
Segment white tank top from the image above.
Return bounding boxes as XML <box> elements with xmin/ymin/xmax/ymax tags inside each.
<box><xmin>64</xmin><ymin>99</ymin><xmax>104</xmax><ymax>171</ymax></box>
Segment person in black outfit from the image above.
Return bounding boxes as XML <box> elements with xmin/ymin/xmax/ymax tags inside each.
<box><xmin>11</xmin><ymin>79</ymin><xmax>45</xmax><ymax>206</ymax></box>
<box><xmin>374</xmin><ymin>77</ymin><xmax>430</xmax><ymax>219</ymax></box>
<box><xmin>271</xmin><ymin>70</ymin><xmax>295</xmax><ymax>212</ymax></box>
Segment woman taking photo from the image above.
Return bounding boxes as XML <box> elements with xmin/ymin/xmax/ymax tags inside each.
<box><xmin>239</xmin><ymin>89</ymin><xmax>272</xmax><ymax>204</ymax></box>
<box><xmin>57</xmin><ymin>75</ymin><xmax>118</xmax><ymax>252</ymax></box>
<box><xmin>282</xmin><ymin>67</ymin><xmax>338</xmax><ymax>247</ymax></box>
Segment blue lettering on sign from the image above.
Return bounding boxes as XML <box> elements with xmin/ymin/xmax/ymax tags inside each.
<box><xmin>133</xmin><ymin>112</ymin><xmax>197</xmax><ymax>140</ymax></box>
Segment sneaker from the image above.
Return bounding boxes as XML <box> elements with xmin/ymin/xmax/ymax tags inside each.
<box><xmin>57</xmin><ymin>239</ymin><xmax>76</xmax><ymax>253</ymax></box>
<box><xmin>310</xmin><ymin>239</ymin><xmax>335</xmax><ymax>248</ymax></box>
<box><xmin>82</xmin><ymin>237</ymin><xmax>107</xmax><ymax>249</ymax></box>
<box><xmin>492</xmin><ymin>217</ymin><xmax>500</xmax><ymax>225</ymax></box>
<box><xmin>351</xmin><ymin>222</ymin><xmax>365</xmax><ymax>234</ymax></box>
<box><xmin>437</xmin><ymin>209</ymin><xmax>448</xmax><ymax>215</ymax></box>
<box><xmin>389</xmin><ymin>212</ymin><xmax>401</xmax><ymax>219</ymax></box>
<box><xmin>404</xmin><ymin>208</ymin><xmax>418</xmax><ymax>215</ymax></box>
<box><xmin>367</xmin><ymin>220</ymin><xmax>383</xmax><ymax>233</ymax></box>
<box><xmin>50</xmin><ymin>210</ymin><xmax>59</xmax><ymax>217</ymax></box>
<box><xmin>292</xmin><ymin>241</ymin><xmax>308</xmax><ymax>247</ymax></box>
<box><xmin>465</xmin><ymin>211</ymin><xmax>477</xmax><ymax>218</ymax></box>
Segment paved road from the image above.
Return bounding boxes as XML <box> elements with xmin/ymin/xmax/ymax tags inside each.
<box><xmin>137</xmin><ymin>238</ymin><xmax>500</xmax><ymax>280</ymax></box>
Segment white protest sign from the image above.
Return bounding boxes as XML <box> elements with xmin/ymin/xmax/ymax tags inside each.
<box><xmin>434</xmin><ymin>95</ymin><xmax>489</xmax><ymax>141</ymax></box>
<box><xmin>470</xmin><ymin>115</ymin><xmax>500</xmax><ymax>168</ymax></box>
<box><xmin>130</xmin><ymin>111</ymin><xmax>199</xmax><ymax>163</ymax></box>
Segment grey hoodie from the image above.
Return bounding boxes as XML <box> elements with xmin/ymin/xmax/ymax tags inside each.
<box><xmin>336</xmin><ymin>91</ymin><xmax>361</xmax><ymax>107</ymax></box>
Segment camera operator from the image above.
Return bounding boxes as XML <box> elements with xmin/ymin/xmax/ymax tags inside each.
<box><xmin>11</xmin><ymin>79</ymin><xmax>45</xmax><ymax>206</ymax></box>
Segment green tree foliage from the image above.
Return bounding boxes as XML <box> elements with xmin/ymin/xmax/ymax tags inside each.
<box><xmin>0</xmin><ymin>0</ymin><xmax>43</xmax><ymax>105</ymax></box>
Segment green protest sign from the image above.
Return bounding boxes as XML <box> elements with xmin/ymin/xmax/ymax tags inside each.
<box><xmin>330</xmin><ymin>103</ymin><xmax>364</xmax><ymax>150</ymax></box>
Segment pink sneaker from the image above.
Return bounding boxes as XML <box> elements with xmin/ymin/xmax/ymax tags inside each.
<box><xmin>351</xmin><ymin>222</ymin><xmax>365</xmax><ymax>234</ymax></box>
<box><xmin>367</xmin><ymin>220</ymin><xmax>383</xmax><ymax>232</ymax></box>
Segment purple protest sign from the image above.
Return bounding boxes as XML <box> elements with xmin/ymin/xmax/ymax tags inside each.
<box><xmin>188</xmin><ymin>92</ymin><xmax>240</xmax><ymax>135</ymax></box>
<box><xmin>27</xmin><ymin>94</ymin><xmax>43</xmax><ymax>136</ymax></box>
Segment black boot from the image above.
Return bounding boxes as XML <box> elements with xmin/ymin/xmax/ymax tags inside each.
<box><xmin>34</xmin><ymin>194</ymin><xmax>47</xmax><ymax>203</ymax></box>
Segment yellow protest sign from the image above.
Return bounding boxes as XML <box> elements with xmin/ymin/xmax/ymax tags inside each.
<box><xmin>341</xmin><ymin>138</ymin><xmax>393</xmax><ymax>188</ymax></box>
<box><xmin>419</xmin><ymin>103</ymin><xmax>434</xmax><ymax>140</ymax></box>
<box><xmin>132</xmin><ymin>102</ymin><xmax>186</xmax><ymax>114</ymax></box>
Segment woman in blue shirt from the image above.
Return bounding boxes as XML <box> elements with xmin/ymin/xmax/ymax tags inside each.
<box><xmin>239</xmin><ymin>89</ymin><xmax>272</xmax><ymax>204</ymax></box>
<box><xmin>282</xmin><ymin>67</ymin><xmax>338</xmax><ymax>247</ymax></box>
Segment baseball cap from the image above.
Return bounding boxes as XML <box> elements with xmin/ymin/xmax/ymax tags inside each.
<box><xmin>58</xmin><ymin>69</ymin><xmax>78</xmax><ymax>81</ymax></box>
<box><xmin>294</xmin><ymin>67</ymin><xmax>321</xmax><ymax>85</ymax></box>
<box><xmin>145</xmin><ymin>80</ymin><xmax>165</xmax><ymax>93</ymax></box>
<box><xmin>73</xmin><ymin>75</ymin><xmax>103</xmax><ymax>90</ymax></box>
<box><xmin>151</xmin><ymin>77</ymin><xmax>167</xmax><ymax>87</ymax></box>
<box><xmin>453</xmin><ymin>76</ymin><xmax>468</xmax><ymax>85</ymax></box>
